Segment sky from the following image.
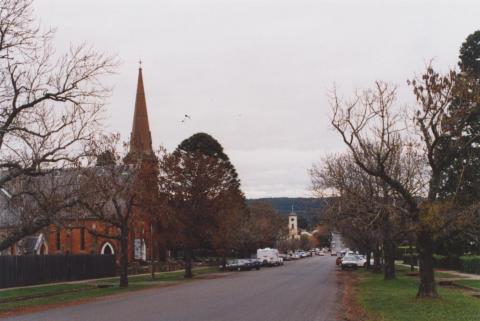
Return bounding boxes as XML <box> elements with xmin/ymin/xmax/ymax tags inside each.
<box><xmin>34</xmin><ymin>0</ymin><xmax>480</xmax><ymax>198</ymax></box>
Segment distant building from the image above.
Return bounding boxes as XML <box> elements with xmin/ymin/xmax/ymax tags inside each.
<box><xmin>288</xmin><ymin>211</ymin><xmax>300</xmax><ymax>240</ymax></box>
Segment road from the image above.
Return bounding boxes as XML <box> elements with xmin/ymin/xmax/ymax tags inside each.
<box><xmin>6</xmin><ymin>256</ymin><xmax>340</xmax><ymax>321</ymax></box>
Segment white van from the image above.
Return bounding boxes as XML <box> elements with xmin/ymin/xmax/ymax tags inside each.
<box><xmin>256</xmin><ymin>248</ymin><xmax>283</xmax><ymax>266</ymax></box>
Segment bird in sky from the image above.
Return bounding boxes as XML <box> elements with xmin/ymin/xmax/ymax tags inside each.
<box><xmin>181</xmin><ymin>114</ymin><xmax>191</xmax><ymax>123</ymax></box>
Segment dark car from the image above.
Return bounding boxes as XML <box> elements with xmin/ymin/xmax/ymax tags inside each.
<box><xmin>245</xmin><ymin>258</ymin><xmax>262</xmax><ymax>270</ymax></box>
<box><xmin>220</xmin><ymin>259</ymin><xmax>261</xmax><ymax>271</ymax></box>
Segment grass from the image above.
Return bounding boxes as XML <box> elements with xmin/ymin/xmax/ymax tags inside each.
<box><xmin>0</xmin><ymin>283</ymin><xmax>92</xmax><ymax>302</ymax></box>
<box><xmin>456</xmin><ymin>280</ymin><xmax>480</xmax><ymax>290</ymax></box>
<box><xmin>356</xmin><ymin>268</ymin><xmax>480</xmax><ymax>321</ymax></box>
<box><xmin>0</xmin><ymin>266</ymin><xmax>218</xmax><ymax>314</ymax></box>
<box><xmin>435</xmin><ymin>271</ymin><xmax>468</xmax><ymax>279</ymax></box>
<box><xmin>396</xmin><ymin>264</ymin><xmax>467</xmax><ymax>279</ymax></box>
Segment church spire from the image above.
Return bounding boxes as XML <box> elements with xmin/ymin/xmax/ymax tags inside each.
<box><xmin>128</xmin><ymin>66</ymin><xmax>153</xmax><ymax>159</ymax></box>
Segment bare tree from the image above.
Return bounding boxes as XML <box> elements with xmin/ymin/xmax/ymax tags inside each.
<box><xmin>0</xmin><ymin>0</ymin><xmax>117</xmax><ymax>250</ymax></box>
<box><xmin>78</xmin><ymin>136</ymin><xmax>148</xmax><ymax>288</ymax></box>
<box><xmin>329</xmin><ymin>81</ymin><xmax>429</xmax><ymax>294</ymax></box>
<box><xmin>311</xmin><ymin>153</ymin><xmax>406</xmax><ymax>278</ymax></box>
<box><xmin>330</xmin><ymin>68</ymin><xmax>479</xmax><ymax>297</ymax></box>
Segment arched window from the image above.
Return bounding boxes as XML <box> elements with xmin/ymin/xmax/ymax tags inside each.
<box><xmin>100</xmin><ymin>242</ymin><xmax>115</xmax><ymax>255</ymax></box>
<box><xmin>35</xmin><ymin>233</ymin><xmax>48</xmax><ymax>255</ymax></box>
<box><xmin>40</xmin><ymin>243</ymin><xmax>47</xmax><ymax>255</ymax></box>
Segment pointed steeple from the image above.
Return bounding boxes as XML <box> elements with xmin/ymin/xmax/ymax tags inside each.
<box><xmin>128</xmin><ymin>66</ymin><xmax>153</xmax><ymax>160</ymax></box>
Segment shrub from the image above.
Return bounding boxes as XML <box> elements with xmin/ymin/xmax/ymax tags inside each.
<box><xmin>433</xmin><ymin>254</ymin><xmax>462</xmax><ymax>271</ymax></box>
<box><xmin>460</xmin><ymin>256</ymin><xmax>480</xmax><ymax>274</ymax></box>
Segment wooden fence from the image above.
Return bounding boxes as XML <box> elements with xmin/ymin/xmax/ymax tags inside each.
<box><xmin>0</xmin><ymin>254</ymin><xmax>116</xmax><ymax>288</ymax></box>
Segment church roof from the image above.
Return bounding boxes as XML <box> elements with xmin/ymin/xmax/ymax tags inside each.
<box><xmin>128</xmin><ymin>67</ymin><xmax>153</xmax><ymax>158</ymax></box>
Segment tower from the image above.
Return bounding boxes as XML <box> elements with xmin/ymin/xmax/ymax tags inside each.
<box><xmin>125</xmin><ymin>66</ymin><xmax>158</xmax><ymax>262</ymax></box>
<box><xmin>288</xmin><ymin>208</ymin><xmax>299</xmax><ymax>240</ymax></box>
<box><xmin>125</xmin><ymin>66</ymin><xmax>155</xmax><ymax>163</ymax></box>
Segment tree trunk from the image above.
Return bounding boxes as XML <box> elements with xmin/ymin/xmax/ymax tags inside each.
<box><xmin>119</xmin><ymin>229</ymin><xmax>129</xmax><ymax>288</ymax></box>
<box><xmin>150</xmin><ymin>224</ymin><xmax>155</xmax><ymax>280</ymax></box>
<box><xmin>222</xmin><ymin>251</ymin><xmax>227</xmax><ymax>270</ymax></box>
<box><xmin>184</xmin><ymin>247</ymin><xmax>193</xmax><ymax>278</ymax></box>
<box><xmin>366</xmin><ymin>251</ymin><xmax>371</xmax><ymax>270</ymax></box>
<box><xmin>383</xmin><ymin>240</ymin><xmax>396</xmax><ymax>280</ymax></box>
<box><xmin>372</xmin><ymin>248</ymin><xmax>382</xmax><ymax>273</ymax></box>
<box><xmin>382</xmin><ymin>211</ymin><xmax>396</xmax><ymax>280</ymax></box>
<box><xmin>417</xmin><ymin>230</ymin><xmax>438</xmax><ymax>298</ymax></box>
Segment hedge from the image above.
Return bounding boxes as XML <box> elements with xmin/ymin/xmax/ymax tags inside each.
<box><xmin>460</xmin><ymin>256</ymin><xmax>480</xmax><ymax>274</ymax></box>
<box><xmin>434</xmin><ymin>255</ymin><xmax>480</xmax><ymax>275</ymax></box>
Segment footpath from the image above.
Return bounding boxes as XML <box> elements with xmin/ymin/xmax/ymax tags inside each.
<box><xmin>397</xmin><ymin>262</ymin><xmax>480</xmax><ymax>280</ymax></box>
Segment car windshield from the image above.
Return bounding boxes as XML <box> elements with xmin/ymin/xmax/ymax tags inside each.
<box><xmin>343</xmin><ymin>256</ymin><xmax>358</xmax><ymax>261</ymax></box>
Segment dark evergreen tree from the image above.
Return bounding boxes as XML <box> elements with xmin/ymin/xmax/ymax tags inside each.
<box><xmin>439</xmin><ymin>31</ymin><xmax>480</xmax><ymax>203</ymax></box>
<box><xmin>435</xmin><ymin>31</ymin><xmax>480</xmax><ymax>256</ymax></box>
<box><xmin>159</xmin><ymin>132</ymin><xmax>244</xmax><ymax>278</ymax></box>
<box><xmin>459</xmin><ymin>30</ymin><xmax>480</xmax><ymax>76</ymax></box>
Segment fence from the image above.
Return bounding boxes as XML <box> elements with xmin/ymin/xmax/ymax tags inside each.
<box><xmin>0</xmin><ymin>254</ymin><xmax>116</xmax><ymax>288</ymax></box>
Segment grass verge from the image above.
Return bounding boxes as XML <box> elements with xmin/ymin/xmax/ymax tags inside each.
<box><xmin>0</xmin><ymin>267</ymin><xmax>218</xmax><ymax>316</ymax></box>
<box><xmin>455</xmin><ymin>280</ymin><xmax>480</xmax><ymax>290</ymax></box>
<box><xmin>352</xmin><ymin>268</ymin><xmax>480</xmax><ymax>321</ymax></box>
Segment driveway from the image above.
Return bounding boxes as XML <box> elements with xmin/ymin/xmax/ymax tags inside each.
<box><xmin>6</xmin><ymin>255</ymin><xmax>340</xmax><ymax>321</ymax></box>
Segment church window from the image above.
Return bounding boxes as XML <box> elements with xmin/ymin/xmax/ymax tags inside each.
<box><xmin>56</xmin><ymin>229</ymin><xmax>61</xmax><ymax>250</ymax></box>
<box><xmin>80</xmin><ymin>227</ymin><xmax>85</xmax><ymax>250</ymax></box>
<box><xmin>101</xmin><ymin>242</ymin><xmax>115</xmax><ymax>255</ymax></box>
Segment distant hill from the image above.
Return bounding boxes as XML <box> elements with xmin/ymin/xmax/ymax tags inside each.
<box><xmin>247</xmin><ymin>197</ymin><xmax>332</xmax><ymax>230</ymax></box>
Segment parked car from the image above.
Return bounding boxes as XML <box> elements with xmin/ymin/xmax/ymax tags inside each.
<box><xmin>288</xmin><ymin>252</ymin><xmax>300</xmax><ymax>260</ymax></box>
<box><xmin>299</xmin><ymin>251</ymin><xmax>310</xmax><ymax>258</ymax></box>
<box><xmin>245</xmin><ymin>258</ymin><xmax>262</xmax><ymax>270</ymax></box>
<box><xmin>279</xmin><ymin>253</ymin><xmax>289</xmax><ymax>261</ymax></box>
<box><xmin>341</xmin><ymin>255</ymin><xmax>362</xmax><ymax>270</ymax></box>
<box><xmin>295</xmin><ymin>251</ymin><xmax>305</xmax><ymax>258</ymax></box>
<box><xmin>220</xmin><ymin>259</ymin><xmax>240</xmax><ymax>271</ymax></box>
<box><xmin>221</xmin><ymin>259</ymin><xmax>261</xmax><ymax>271</ymax></box>
<box><xmin>354</xmin><ymin>255</ymin><xmax>367</xmax><ymax>267</ymax></box>
<box><xmin>257</xmin><ymin>248</ymin><xmax>283</xmax><ymax>266</ymax></box>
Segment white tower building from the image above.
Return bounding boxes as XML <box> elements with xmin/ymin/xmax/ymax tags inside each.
<box><xmin>288</xmin><ymin>207</ymin><xmax>300</xmax><ymax>240</ymax></box>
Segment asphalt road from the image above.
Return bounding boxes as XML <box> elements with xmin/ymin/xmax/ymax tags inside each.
<box><xmin>7</xmin><ymin>256</ymin><xmax>340</xmax><ymax>321</ymax></box>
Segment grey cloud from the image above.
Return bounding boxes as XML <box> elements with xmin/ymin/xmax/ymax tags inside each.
<box><xmin>35</xmin><ymin>0</ymin><xmax>480</xmax><ymax>197</ymax></box>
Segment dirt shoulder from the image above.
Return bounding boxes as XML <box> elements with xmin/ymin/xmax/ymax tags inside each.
<box><xmin>336</xmin><ymin>270</ymin><xmax>371</xmax><ymax>321</ymax></box>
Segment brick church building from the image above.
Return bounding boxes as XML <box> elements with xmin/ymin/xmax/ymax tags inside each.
<box><xmin>1</xmin><ymin>67</ymin><xmax>159</xmax><ymax>263</ymax></box>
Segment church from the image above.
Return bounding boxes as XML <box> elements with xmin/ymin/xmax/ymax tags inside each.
<box><xmin>0</xmin><ymin>66</ymin><xmax>159</xmax><ymax>263</ymax></box>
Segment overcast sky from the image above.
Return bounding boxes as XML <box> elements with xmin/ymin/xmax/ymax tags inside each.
<box><xmin>35</xmin><ymin>0</ymin><xmax>480</xmax><ymax>198</ymax></box>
